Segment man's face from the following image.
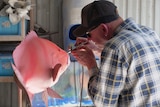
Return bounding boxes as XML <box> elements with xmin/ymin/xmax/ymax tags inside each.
<box><xmin>86</xmin><ymin>24</ymin><xmax>108</xmax><ymax>48</ymax></box>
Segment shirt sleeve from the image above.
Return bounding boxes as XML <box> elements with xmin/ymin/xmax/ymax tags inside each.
<box><xmin>88</xmin><ymin>48</ymin><xmax>127</xmax><ymax>106</ymax></box>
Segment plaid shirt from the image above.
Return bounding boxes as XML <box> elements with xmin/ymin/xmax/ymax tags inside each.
<box><xmin>88</xmin><ymin>18</ymin><xmax>160</xmax><ymax>107</ymax></box>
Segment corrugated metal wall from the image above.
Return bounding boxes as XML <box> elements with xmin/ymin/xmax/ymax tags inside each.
<box><xmin>34</xmin><ymin>0</ymin><xmax>160</xmax><ymax>47</ymax></box>
<box><xmin>110</xmin><ymin>0</ymin><xmax>160</xmax><ymax>35</ymax></box>
<box><xmin>33</xmin><ymin>0</ymin><xmax>63</xmax><ymax>48</ymax></box>
<box><xmin>0</xmin><ymin>0</ymin><xmax>160</xmax><ymax>107</ymax></box>
<box><xmin>33</xmin><ymin>0</ymin><xmax>160</xmax><ymax>48</ymax></box>
<box><xmin>0</xmin><ymin>83</ymin><xmax>18</xmax><ymax>107</ymax></box>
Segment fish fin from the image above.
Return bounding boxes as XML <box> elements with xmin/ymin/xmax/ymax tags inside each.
<box><xmin>52</xmin><ymin>64</ymin><xmax>62</xmax><ymax>81</ymax></box>
<box><xmin>12</xmin><ymin>63</ymin><xmax>32</xmax><ymax>106</ymax></box>
<box><xmin>27</xmin><ymin>30</ymin><xmax>38</xmax><ymax>38</ymax></box>
<box><xmin>47</xmin><ymin>87</ymin><xmax>63</xmax><ymax>99</ymax></box>
<box><xmin>11</xmin><ymin>63</ymin><xmax>24</xmax><ymax>84</ymax></box>
<box><xmin>42</xmin><ymin>90</ymin><xmax>48</xmax><ymax>107</ymax></box>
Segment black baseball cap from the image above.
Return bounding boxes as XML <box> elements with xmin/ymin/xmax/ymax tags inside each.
<box><xmin>73</xmin><ymin>1</ymin><xmax>119</xmax><ymax>37</ymax></box>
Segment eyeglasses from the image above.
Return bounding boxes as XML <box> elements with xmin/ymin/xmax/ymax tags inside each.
<box><xmin>85</xmin><ymin>24</ymin><xmax>99</xmax><ymax>38</ymax></box>
<box><xmin>85</xmin><ymin>32</ymin><xmax>91</xmax><ymax>38</ymax></box>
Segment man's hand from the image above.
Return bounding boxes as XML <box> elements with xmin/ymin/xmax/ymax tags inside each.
<box><xmin>71</xmin><ymin>45</ymin><xmax>97</xmax><ymax>70</ymax></box>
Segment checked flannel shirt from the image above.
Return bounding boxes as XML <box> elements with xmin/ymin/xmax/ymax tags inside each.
<box><xmin>88</xmin><ymin>18</ymin><xmax>160</xmax><ymax>107</ymax></box>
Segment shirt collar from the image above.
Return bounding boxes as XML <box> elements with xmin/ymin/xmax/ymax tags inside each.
<box><xmin>114</xmin><ymin>18</ymin><xmax>136</xmax><ymax>36</ymax></box>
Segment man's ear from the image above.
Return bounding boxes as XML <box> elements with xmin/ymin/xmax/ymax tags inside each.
<box><xmin>99</xmin><ymin>23</ymin><xmax>109</xmax><ymax>36</ymax></box>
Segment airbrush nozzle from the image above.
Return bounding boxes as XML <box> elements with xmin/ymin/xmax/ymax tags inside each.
<box><xmin>68</xmin><ymin>41</ymin><xmax>88</xmax><ymax>53</ymax></box>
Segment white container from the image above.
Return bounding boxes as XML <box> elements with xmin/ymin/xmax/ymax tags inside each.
<box><xmin>62</xmin><ymin>0</ymin><xmax>94</xmax><ymax>61</ymax></box>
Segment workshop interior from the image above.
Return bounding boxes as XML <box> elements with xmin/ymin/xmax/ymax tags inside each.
<box><xmin>0</xmin><ymin>0</ymin><xmax>160</xmax><ymax>107</ymax></box>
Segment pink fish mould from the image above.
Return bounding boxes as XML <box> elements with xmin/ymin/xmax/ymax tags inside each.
<box><xmin>11</xmin><ymin>31</ymin><xmax>70</xmax><ymax>107</ymax></box>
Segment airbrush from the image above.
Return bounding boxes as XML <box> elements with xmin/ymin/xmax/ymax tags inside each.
<box><xmin>68</xmin><ymin>41</ymin><xmax>88</xmax><ymax>53</ymax></box>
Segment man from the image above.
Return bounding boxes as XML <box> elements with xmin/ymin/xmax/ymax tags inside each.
<box><xmin>71</xmin><ymin>1</ymin><xmax>160</xmax><ymax>107</ymax></box>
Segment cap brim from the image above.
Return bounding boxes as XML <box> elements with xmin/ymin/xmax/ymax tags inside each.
<box><xmin>73</xmin><ymin>25</ymin><xmax>87</xmax><ymax>37</ymax></box>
